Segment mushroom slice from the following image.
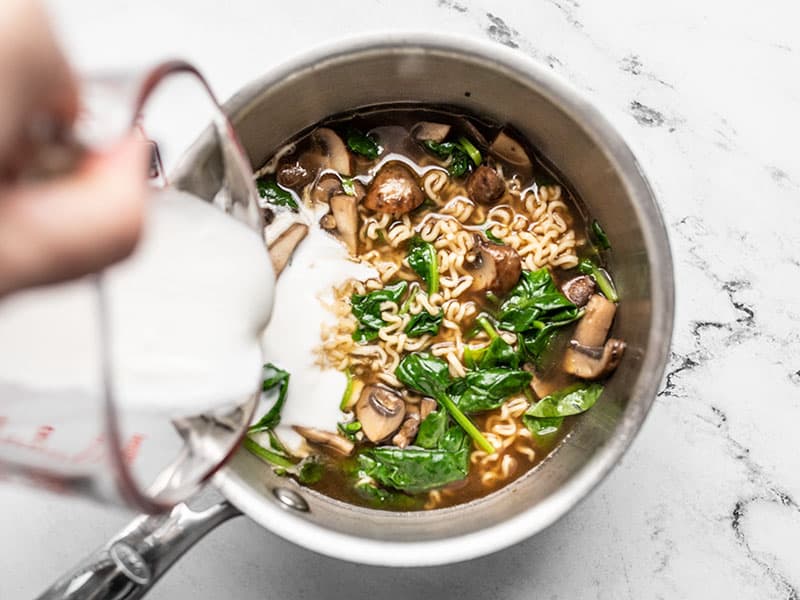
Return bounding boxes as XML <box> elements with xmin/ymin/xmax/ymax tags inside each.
<box><xmin>392</xmin><ymin>413</ymin><xmax>421</xmax><ymax>449</ymax></box>
<box><xmin>570</xmin><ymin>294</ymin><xmax>617</xmax><ymax>347</ymax></box>
<box><xmin>419</xmin><ymin>397</ymin><xmax>437</xmax><ymax>420</ymax></box>
<box><xmin>355</xmin><ymin>385</ymin><xmax>406</xmax><ymax>442</ymax></box>
<box><xmin>489</xmin><ymin>130</ymin><xmax>531</xmax><ymax>167</ymax></box>
<box><xmin>311</xmin><ymin>174</ymin><xmax>343</xmax><ymax>204</ymax></box>
<box><xmin>563</xmin><ymin>294</ymin><xmax>626</xmax><ymax>379</ymax></box>
<box><xmin>292</xmin><ymin>426</ymin><xmax>354</xmax><ymax>456</ymax></box>
<box><xmin>268</xmin><ymin>222</ymin><xmax>308</xmax><ymax>276</ymax></box>
<box><xmin>329</xmin><ymin>194</ymin><xmax>359</xmax><ymax>254</ymax></box>
<box><xmin>363</xmin><ymin>162</ymin><xmax>424</xmax><ymax>215</ymax></box>
<box><xmin>312</xmin><ymin>128</ymin><xmax>351</xmax><ymax>176</ymax></box>
<box><xmin>411</xmin><ymin>121</ymin><xmax>451</xmax><ymax>143</ymax></box>
<box><xmin>277</xmin><ymin>154</ymin><xmax>315</xmax><ymax>188</ymax></box>
<box><xmin>464</xmin><ymin>235</ymin><xmax>522</xmax><ymax>296</ymax></box>
<box><xmin>466</xmin><ymin>165</ymin><xmax>506</xmax><ymax>205</ymax></box>
<box><xmin>562</xmin><ymin>275</ymin><xmax>596</xmax><ymax>307</ymax></box>
<box><xmin>319</xmin><ymin>213</ymin><xmax>336</xmax><ymax>231</ymax></box>
<box><xmin>564</xmin><ymin>338</ymin><xmax>626</xmax><ymax>379</ymax></box>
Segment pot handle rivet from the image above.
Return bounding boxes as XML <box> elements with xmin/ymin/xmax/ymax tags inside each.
<box><xmin>273</xmin><ymin>487</ymin><xmax>309</xmax><ymax>512</ymax></box>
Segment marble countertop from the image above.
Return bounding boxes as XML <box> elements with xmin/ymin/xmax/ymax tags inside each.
<box><xmin>2</xmin><ymin>1</ymin><xmax>799</xmax><ymax>598</ymax></box>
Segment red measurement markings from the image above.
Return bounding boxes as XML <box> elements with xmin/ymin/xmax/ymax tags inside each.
<box><xmin>121</xmin><ymin>434</ymin><xmax>145</xmax><ymax>465</ymax></box>
<box><xmin>71</xmin><ymin>434</ymin><xmax>106</xmax><ymax>464</ymax></box>
<box><xmin>34</xmin><ymin>425</ymin><xmax>54</xmax><ymax>444</ymax></box>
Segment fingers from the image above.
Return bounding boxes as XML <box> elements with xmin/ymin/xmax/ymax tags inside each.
<box><xmin>0</xmin><ymin>0</ymin><xmax>78</xmax><ymax>177</ymax></box>
<box><xmin>0</xmin><ymin>135</ymin><xmax>149</xmax><ymax>296</ymax></box>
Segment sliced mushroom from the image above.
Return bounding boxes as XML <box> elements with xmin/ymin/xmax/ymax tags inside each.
<box><xmin>489</xmin><ymin>130</ymin><xmax>531</xmax><ymax>167</ymax></box>
<box><xmin>562</xmin><ymin>275</ymin><xmax>596</xmax><ymax>307</ymax></box>
<box><xmin>311</xmin><ymin>174</ymin><xmax>343</xmax><ymax>204</ymax></box>
<box><xmin>276</xmin><ymin>155</ymin><xmax>315</xmax><ymax>188</ymax></box>
<box><xmin>563</xmin><ymin>294</ymin><xmax>626</xmax><ymax>379</ymax></box>
<box><xmin>292</xmin><ymin>426</ymin><xmax>354</xmax><ymax>456</ymax></box>
<box><xmin>464</xmin><ymin>235</ymin><xmax>522</xmax><ymax>295</ymax></box>
<box><xmin>312</xmin><ymin>128</ymin><xmax>351</xmax><ymax>176</ymax></box>
<box><xmin>392</xmin><ymin>413</ymin><xmax>421</xmax><ymax>448</ymax></box>
<box><xmin>411</xmin><ymin>121</ymin><xmax>451</xmax><ymax>143</ymax></box>
<box><xmin>363</xmin><ymin>162</ymin><xmax>424</xmax><ymax>215</ymax></box>
<box><xmin>466</xmin><ymin>165</ymin><xmax>506</xmax><ymax>205</ymax></box>
<box><xmin>268</xmin><ymin>222</ymin><xmax>308</xmax><ymax>276</ymax></box>
<box><xmin>329</xmin><ymin>194</ymin><xmax>359</xmax><ymax>254</ymax></box>
<box><xmin>319</xmin><ymin>213</ymin><xmax>336</xmax><ymax>231</ymax></box>
<box><xmin>355</xmin><ymin>385</ymin><xmax>406</xmax><ymax>442</ymax></box>
<box><xmin>530</xmin><ymin>373</ymin><xmax>563</xmax><ymax>399</ymax></box>
<box><xmin>419</xmin><ymin>397</ymin><xmax>437</xmax><ymax>420</ymax></box>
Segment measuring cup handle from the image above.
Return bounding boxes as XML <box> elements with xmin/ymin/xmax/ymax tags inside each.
<box><xmin>36</xmin><ymin>500</ymin><xmax>241</xmax><ymax>600</ymax></box>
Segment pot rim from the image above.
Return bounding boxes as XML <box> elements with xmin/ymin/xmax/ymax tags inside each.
<box><xmin>213</xmin><ymin>30</ymin><xmax>674</xmax><ymax>567</ymax></box>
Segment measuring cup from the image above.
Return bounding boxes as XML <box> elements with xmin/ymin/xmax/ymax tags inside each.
<box><xmin>0</xmin><ymin>61</ymin><xmax>269</xmax><ymax>512</ymax></box>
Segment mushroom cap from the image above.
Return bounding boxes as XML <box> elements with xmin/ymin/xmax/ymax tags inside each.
<box><xmin>562</xmin><ymin>275</ymin><xmax>596</xmax><ymax>307</ymax></box>
<box><xmin>292</xmin><ymin>426</ymin><xmax>354</xmax><ymax>456</ymax></box>
<box><xmin>311</xmin><ymin>174</ymin><xmax>343</xmax><ymax>204</ymax></box>
<box><xmin>411</xmin><ymin>121</ymin><xmax>451</xmax><ymax>143</ymax></box>
<box><xmin>466</xmin><ymin>165</ymin><xmax>506</xmax><ymax>205</ymax></box>
<box><xmin>363</xmin><ymin>162</ymin><xmax>424</xmax><ymax>215</ymax></box>
<box><xmin>312</xmin><ymin>128</ymin><xmax>351</xmax><ymax>176</ymax></box>
<box><xmin>355</xmin><ymin>384</ymin><xmax>406</xmax><ymax>442</ymax></box>
<box><xmin>268</xmin><ymin>222</ymin><xmax>308</xmax><ymax>276</ymax></box>
<box><xmin>329</xmin><ymin>193</ymin><xmax>359</xmax><ymax>254</ymax></box>
<box><xmin>489</xmin><ymin>130</ymin><xmax>532</xmax><ymax>167</ymax></box>
<box><xmin>464</xmin><ymin>235</ymin><xmax>522</xmax><ymax>296</ymax></box>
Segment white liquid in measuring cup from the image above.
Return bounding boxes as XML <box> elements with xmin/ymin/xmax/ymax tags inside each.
<box><xmin>0</xmin><ymin>189</ymin><xmax>274</xmax><ymax>481</ymax></box>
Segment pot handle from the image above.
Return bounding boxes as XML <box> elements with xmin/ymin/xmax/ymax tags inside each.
<box><xmin>36</xmin><ymin>500</ymin><xmax>241</xmax><ymax>600</ymax></box>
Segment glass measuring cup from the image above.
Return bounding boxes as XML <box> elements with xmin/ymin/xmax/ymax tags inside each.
<box><xmin>0</xmin><ymin>61</ymin><xmax>269</xmax><ymax>512</ymax></box>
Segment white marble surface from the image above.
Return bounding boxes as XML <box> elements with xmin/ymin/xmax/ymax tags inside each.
<box><xmin>2</xmin><ymin>0</ymin><xmax>799</xmax><ymax>598</ymax></box>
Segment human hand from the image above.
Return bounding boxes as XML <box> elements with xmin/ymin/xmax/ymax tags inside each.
<box><xmin>0</xmin><ymin>0</ymin><xmax>147</xmax><ymax>297</ymax></box>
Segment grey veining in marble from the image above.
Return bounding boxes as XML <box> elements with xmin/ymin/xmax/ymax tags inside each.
<box><xmin>1</xmin><ymin>0</ymin><xmax>798</xmax><ymax>598</ymax></box>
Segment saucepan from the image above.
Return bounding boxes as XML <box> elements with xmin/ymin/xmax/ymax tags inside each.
<box><xmin>39</xmin><ymin>32</ymin><xmax>674</xmax><ymax>599</ymax></box>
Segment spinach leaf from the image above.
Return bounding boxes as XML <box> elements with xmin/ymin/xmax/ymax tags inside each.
<box><xmin>497</xmin><ymin>269</ymin><xmax>579</xmax><ymax>333</ymax></box>
<box><xmin>257</xmin><ymin>177</ymin><xmax>298</xmax><ymax>210</ymax></box>
<box><xmin>578</xmin><ymin>259</ymin><xmax>618</xmax><ymax>302</ymax></box>
<box><xmin>337</xmin><ymin>420</ymin><xmax>362</xmax><ymax>441</ymax></box>
<box><xmin>395</xmin><ymin>352</ymin><xmax>494</xmax><ymax>453</ymax></box>
<box><xmin>517</xmin><ymin>308</ymin><xmax>584</xmax><ymax>366</ymax></box>
<box><xmin>351</xmin><ymin>281</ymin><xmax>408</xmax><ymax>343</ymax></box>
<box><xmin>591</xmin><ymin>220</ymin><xmax>611</xmax><ymax>250</ymax></box>
<box><xmin>415</xmin><ymin>410</ymin><xmax>448</xmax><ymax>449</ymax></box>
<box><xmin>458</xmin><ymin>137</ymin><xmax>482</xmax><ymax>166</ymax></box>
<box><xmin>249</xmin><ymin>363</ymin><xmax>290</xmax><ymax>433</ymax></box>
<box><xmin>404</xmin><ymin>310</ymin><xmax>443</xmax><ymax>337</ymax></box>
<box><xmin>354</xmin><ymin>478</ymin><xmax>417</xmax><ymax>508</ymax></box>
<box><xmin>243</xmin><ymin>436</ymin><xmax>295</xmax><ymax>469</ymax></box>
<box><xmin>463</xmin><ymin>316</ymin><xmax>519</xmax><ymax>369</ymax></box>
<box><xmin>523</xmin><ymin>416</ymin><xmax>564</xmax><ymax>438</ymax></box>
<box><xmin>297</xmin><ymin>458</ymin><xmax>324</xmax><ymax>484</ymax></box>
<box><xmin>421</xmin><ymin>139</ymin><xmax>477</xmax><ymax>178</ymax></box>
<box><xmin>406</xmin><ymin>237</ymin><xmax>439</xmax><ymax>295</ymax></box>
<box><xmin>357</xmin><ymin>443</ymin><xmax>469</xmax><ymax>493</ymax></box>
<box><xmin>522</xmin><ymin>383</ymin><xmax>603</xmax><ymax>436</ymax></box>
<box><xmin>346</xmin><ymin>129</ymin><xmax>381</xmax><ymax>159</ymax></box>
<box><xmin>450</xmin><ymin>368</ymin><xmax>532</xmax><ymax>413</ymax></box>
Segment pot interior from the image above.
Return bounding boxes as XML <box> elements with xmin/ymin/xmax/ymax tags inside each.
<box><xmin>173</xmin><ymin>39</ymin><xmax>672</xmax><ymax>557</ymax></box>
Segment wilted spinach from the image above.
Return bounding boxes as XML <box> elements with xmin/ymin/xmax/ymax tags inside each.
<box><xmin>523</xmin><ymin>383</ymin><xmax>604</xmax><ymax>437</ymax></box>
<box><xmin>351</xmin><ymin>281</ymin><xmax>408</xmax><ymax>343</ymax></box>
<box><xmin>346</xmin><ymin>128</ymin><xmax>381</xmax><ymax>159</ymax></box>
<box><xmin>497</xmin><ymin>269</ymin><xmax>579</xmax><ymax>333</ymax></box>
<box><xmin>395</xmin><ymin>352</ymin><xmax>494</xmax><ymax>453</ymax></box>
<box><xmin>356</xmin><ymin>426</ymin><xmax>469</xmax><ymax>493</ymax></box>
<box><xmin>404</xmin><ymin>309</ymin><xmax>443</xmax><ymax>337</ymax></box>
<box><xmin>249</xmin><ymin>363</ymin><xmax>291</xmax><ymax>433</ymax></box>
<box><xmin>415</xmin><ymin>410</ymin><xmax>448</xmax><ymax>449</ymax></box>
<box><xmin>591</xmin><ymin>220</ymin><xmax>611</xmax><ymax>250</ymax></box>
<box><xmin>450</xmin><ymin>368</ymin><xmax>532</xmax><ymax>414</ymax></box>
<box><xmin>421</xmin><ymin>138</ymin><xmax>480</xmax><ymax>178</ymax></box>
<box><xmin>463</xmin><ymin>316</ymin><xmax>520</xmax><ymax>369</ymax></box>
<box><xmin>256</xmin><ymin>177</ymin><xmax>298</xmax><ymax>210</ymax></box>
<box><xmin>407</xmin><ymin>237</ymin><xmax>439</xmax><ymax>295</ymax></box>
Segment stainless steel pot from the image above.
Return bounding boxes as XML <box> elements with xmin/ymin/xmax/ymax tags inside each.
<box><xmin>40</xmin><ymin>32</ymin><xmax>673</xmax><ymax>599</ymax></box>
